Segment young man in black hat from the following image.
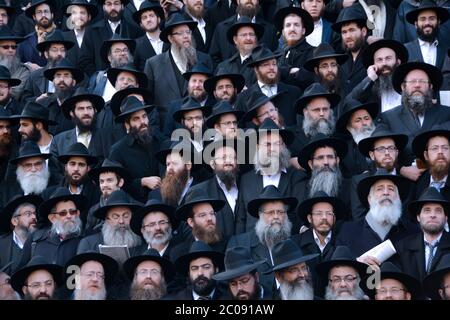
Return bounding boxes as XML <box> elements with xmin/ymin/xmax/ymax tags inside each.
<box><xmin>205</xmin><ymin>101</ymin><xmax>244</xmax><ymax>139</ymax></box>
<box><xmin>423</xmin><ymin>254</ymin><xmax>450</xmax><ymax>300</ymax></box>
<box><xmin>0</xmin><ymin>65</ymin><xmax>22</xmax><ymax>115</ymax></box>
<box><xmin>241</xmin><ymin>90</ymin><xmax>283</xmax><ymax>129</ymax></box>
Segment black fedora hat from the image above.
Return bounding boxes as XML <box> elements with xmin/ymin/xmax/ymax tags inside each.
<box><xmin>408</xmin><ymin>187</ymin><xmax>450</xmax><ymax>218</ymax></box>
<box><xmin>107</xmin><ymin>63</ymin><xmax>147</xmax><ymax>88</ymax></box>
<box><xmin>273</xmin><ymin>6</ymin><xmax>314</xmax><ymax>36</ymax></box>
<box><xmin>226</xmin><ymin>16</ymin><xmax>264</xmax><ymax>44</ymax></box>
<box><xmin>60</xmin><ymin>87</ymin><xmax>104</xmax><ymax>119</ymax></box>
<box><xmin>97</xmin><ymin>0</ymin><xmax>129</xmax><ymax>5</ymax></box>
<box><xmin>93</xmin><ymin>189</ymin><xmax>142</xmax><ymax>220</ymax></box>
<box><xmin>65</xmin><ymin>252</ymin><xmax>119</xmax><ymax>285</ymax></box>
<box><xmin>212</xmin><ymin>246</ymin><xmax>266</xmax><ymax>281</ymax></box>
<box><xmin>155</xmin><ymin>139</ymin><xmax>203</xmax><ymax>172</ymax></box>
<box><xmin>62</xmin><ymin>0</ymin><xmax>98</xmax><ymax>18</ymax></box>
<box><xmin>133</xmin><ymin>0</ymin><xmax>165</xmax><ymax>24</ymax></box>
<box><xmin>331</xmin><ymin>4</ymin><xmax>368</xmax><ymax>33</ymax></box>
<box><xmin>182</xmin><ymin>63</ymin><xmax>213</xmax><ymax>81</ymax></box>
<box><xmin>392</xmin><ymin>61</ymin><xmax>442</xmax><ymax>94</ymax></box>
<box><xmin>241</xmin><ymin>90</ymin><xmax>281</xmax><ymax>123</ymax></box>
<box><xmin>100</xmin><ymin>34</ymin><xmax>136</xmax><ymax>64</ymax></box>
<box><xmin>246</xmin><ymin>45</ymin><xmax>283</xmax><ymax>68</ymax></box>
<box><xmin>110</xmin><ymin>87</ymin><xmax>152</xmax><ymax>117</ymax></box>
<box><xmin>10</xmin><ymin>101</ymin><xmax>57</xmax><ymax>125</ymax></box>
<box><xmin>295</xmin><ymin>83</ymin><xmax>341</xmax><ymax>113</ymax></box>
<box><xmin>247</xmin><ymin>185</ymin><xmax>298</xmax><ymax>218</ymax></box>
<box><xmin>297</xmin><ymin>190</ymin><xmax>345</xmax><ymax>222</ymax></box>
<box><xmin>123</xmin><ymin>248</ymin><xmax>176</xmax><ymax>282</ymax></box>
<box><xmin>423</xmin><ymin>254</ymin><xmax>450</xmax><ymax>300</ymax></box>
<box><xmin>203</xmin><ymin>68</ymin><xmax>245</xmax><ymax>95</ymax></box>
<box><xmin>114</xmin><ymin>95</ymin><xmax>154</xmax><ymax>123</ymax></box>
<box><xmin>159</xmin><ymin>11</ymin><xmax>197</xmax><ymax>43</ymax></box>
<box><xmin>405</xmin><ymin>0</ymin><xmax>449</xmax><ymax>25</ymax></box>
<box><xmin>39</xmin><ymin>187</ymin><xmax>87</xmax><ymax>217</ymax></box>
<box><xmin>297</xmin><ymin>133</ymin><xmax>348</xmax><ymax>173</ymax></box>
<box><xmin>0</xmin><ymin>25</ymin><xmax>24</xmax><ymax>43</ymax></box>
<box><xmin>335</xmin><ymin>98</ymin><xmax>379</xmax><ymax>133</ymax></box>
<box><xmin>172</xmin><ymin>96</ymin><xmax>211</xmax><ymax>123</ymax></box>
<box><xmin>175</xmin><ymin>240</ymin><xmax>224</xmax><ymax>275</ymax></box>
<box><xmin>412</xmin><ymin>126</ymin><xmax>450</xmax><ymax>161</ymax></box>
<box><xmin>0</xmin><ymin>108</ymin><xmax>11</xmax><ymax>121</ymax></box>
<box><xmin>175</xmin><ymin>188</ymin><xmax>225</xmax><ymax>221</ymax></box>
<box><xmin>256</xmin><ymin>117</ymin><xmax>295</xmax><ymax>146</ymax></box>
<box><xmin>304</xmin><ymin>43</ymin><xmax>348</xmax><ymax>72</ymax></box>
<box><xmin>270</xmin><ymin>239</ymin><xmax>318</xmax><ymax>273</ymax></box>
<box><xmin>10</xmin><ymin>140</ymin><xmax>51</xmax><ymax>165</ymax></box>
<box><xmin>205</xmin><ymin>100</ymin><xmax>244</xmax><ymax>128</ymax></box>
<box><xmin>130</xmin><ymin>198</ymin><xmax>178</xmax><ymax>237</ymax></box>
<box><xmin>0</xmin><ymin>194</ymin><xmax>42</xmax><ymax>234</ymax></box>
<box><xmin>25</xmin><ymin>0</ymin><xmax>55</xmax><ymax>18</ymax></box>
<box><xmin>57</xmin><ymin>142</ymin><xmax>98</xmax><ymax>166</ymax></box>
<box><xmin>43</xmin><ymin>58</ymin><xmax>84</xmax><ymax>83</ymax></box>
<box><xmin>10</xmin><ymin>255</ymin><xmax>62</xmax><ymax>294</ymax></box>
<box><xmin>363</xmin><ymin>39</ymin><xmax>409</xmax><ymax>68</ymax></box>
<box><xmin>36</xmin><ymin>29</ymin><xmax>75</xmax><ymax>53</ymax></box>
<box><xmin>358</xmin><ymin>126</ymin><xmax>408</xmax><ymax>158</ymax></box>
<box><xmin>357</xmin><ymin>168</ymin><xmax>411</xmax><ymax>208</ymax></box>
<box><xmin>0</xmin><ymin>1</ymin><xmax>15</xmax><ymax>16</ymax></box>
<box><xmin>316</xmin><ymin>245</ymin><xmax>368</xmax><ymax>280</ymax></box>
<box><xmin>0</xmin><ymin>65</ymin><xmax>21</xmax><ymax>87</ymax></box>
<box><xmin>88</xmin><ymin>158</ymin><xmax>131</xmax><ymax>186</ymax></box>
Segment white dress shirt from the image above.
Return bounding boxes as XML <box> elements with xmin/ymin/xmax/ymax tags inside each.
<box><xmin>380</xmin><ymin>89</ymin><xmax>401</xmax><ymax>113</ymax></box>
<box><xmin>216</xmin><ymin>176</ymin><xmax>238</xmax><ymax>213</ymax></box>
<box><xmin>76</xmin><ymin>126</ymin><xmax>92</xmax><ymax>148</ymax></box>
<box><xmin>262</xmin><ymin>168</ymin><xmax>287</xmax><ymax>188</ymax></box>
<box><xmin>258</xmin><ymin>80</ymin><xmax>277</xmax><ymax>97</ymax></box>
<box><xmin>108</xmin><ymin>20</ymin><xmax>120</xmax><ymax>34</ymax></box>
<box><xmin>146</xmin><ymin>33</ymin><xmax>164</xmax><ymax>55</ymax></box>
<box><xmin>313</xmin><ymin>229</ymin><xmax>332</xmax><ymax>253</ymax></box>
<box><xmin>102</xmin><ymin>73</ymin><xmax>117</xmax><ymax>102</ymax></box>
<box><xmin>419</xmin><ymin>38</ymin><xmax>438</xmax><ymax>66</ymax></box>
<box><xmin>13</xmin><ymin>231</ymin><xmax>24</xmax><ymax>249</ymax></box>
<box><xmin>74</xmin><ymin>29</ymin><xmax>85</xmax><ymax>48</ymax></box>
<box><xmin>306</xmin><ymin>18</ymin><xmax>323</xmax><ymax>47</ymax></box>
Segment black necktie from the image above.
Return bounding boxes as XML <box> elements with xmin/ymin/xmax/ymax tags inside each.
<box><xmin>197</xmin><ymin>296</ymin><xmax>211</xmax><ymax>300</ymax></box>
<box><xmin>115</xmin><ymin>23</ymin><xmax>121</xmax><ymax>35</ymax></box>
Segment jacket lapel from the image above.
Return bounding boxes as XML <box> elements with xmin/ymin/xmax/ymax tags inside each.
<box><xmin>405</xmin><ymin>233</ymin><xmax>426</xmax><ymax>280</ymax></box>
<box><xmin>399</xmin><ymin>106</ymin><xmax>421</xmax><ymax>133</ymax></box>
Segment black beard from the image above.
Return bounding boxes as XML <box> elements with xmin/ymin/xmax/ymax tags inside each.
<box><xmin>129</xmin><ymin>125</ymin><xmax>153</xmax><ymax>146</ymax></box>
<box><xmin>236</xmin><ymin>3</ymin><xmax>259</xmax><ymax>18</ymax></box>
<box><xmin>65</xmin><ymin>170</ymin><xmax>88</xmax><ymax>186</ymax></box>
<box><xmin>73</xmin><ymin>114</ymin><xmax>96</xmax><ymax>133</ymax></box>
<box><xmin>191</xmin><ymin>275</ymin><xmax>216</xmax><ymax>296</ymax></box>
<box><xmin>319</xmin><ymin>74</ymin><xmax>341</xmax><ymax>94</ymax></box>
<box><xmin>37</xmin><ymin>17</ymin><xmax>53</xmax><ymax>28</ymax></box>
<box><xmin>55</xmin><ymin>86</ymin><xmax>75</xmax><ymax>102</ymax></box>
<box><xmin>345</xmin><ymin>35</ymin><xmax>365</xmax><ymax>53</ymax></box>
<box><xmin>215</xmin><ymin>167</ymin><xmax>238</xmax><ymax>190</ymax></box>
<box><xmin>417</xmin><ymin>25</ymin><xmax>438</xmax><ymax>42</ymax></box>
<box><xmin>106</xmin><ymin>10</ymin><xmax>122</xmax><ymax>23</ymax></box>
<box><xmin>23</xmin><ymin>126</ymin><xmax>42</xmax><ymax>143</ymax></box>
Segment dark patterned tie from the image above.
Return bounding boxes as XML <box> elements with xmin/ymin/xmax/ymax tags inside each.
<box><xmin>425</xmin><ymin>241</ymin><xmax>438</xmax><ymax>273</ymax></box>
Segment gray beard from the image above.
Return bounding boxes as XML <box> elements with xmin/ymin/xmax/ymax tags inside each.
<box><xmin>402</xmin><ymin>90</ymin><xmax>434</xmax><ymax>116</ymax></box>
<box><xmin>0</xmin><ymin>55</ymin><xmax>22</xmax><ymax>74</ymax></box>
<box><xmin>172</xmin><ymin>44</ymin><xmax>197</xmax><ymax>71</ymax></box>
<box><xmin>367</xmin><ymin>196</ymin><xmax>402</xmax><ymax>227</ymax></box>
<box><xmin>279</xmin><ymin>279</ymin><xmax>314</xmax><ymax>300</ymax></box>
<box><xmin>16</xmin><ymin>165</ymin><xmax>50</xmax><ymax>195</ymax></box>
<box><xmin>142</xmin><ymin>226</ymin><xmax>172</xmax><ymax>247</ymax></box>
<box><xmin>102</xmin><ymin>222</ymin><xmax>142</xmax><ymax>248</ymax></box>
<box><xmin>378</xmin><ymin>74</ymin><xmax>394</xmax><ymax>93</ymax></box>
<box><xmin>130</xmin><ymin>277</ymin><xmax>166</xmax><ymax>300</ymax></box>
<box><xmin>110</xmin><ymin>54</ymin><xmax>134</xmax><ymax>68</ymax></box>
<box><xmin>325</xmin><ymin>284</ymin><xmax>366</xmax><ymax>300</ymax></box>
<box><xmin>303</xmin><ymin>111</ymin><xmax>336</xmax><ymax>138</ymax></box>
<box><xmin>50</xmin><ymin>216</ymin><xmax>83</xmax><ymax>238</ymax></box>
<box><xmin>309</xmin><ymin>166</ymin><xmax>342</xmax><ymax>198</ymax></box>
<box><xmin>347</xmin><ymin>123</ymin><xmax>376</xmax><ymax>144</ymax></box>
<box><xmin>255</xmin><ymin>217</ymin><xmax>292</xmax><ymax>249</ymax></box>
<box><xmin>253</xmin><ymin>145</ymin><xmax>291</xmax><ymax>176</ymax></box>
<box><xmin>74</xmin><ymin>287</ymin><xmax>107</xmax><ymax>300</ymax></box>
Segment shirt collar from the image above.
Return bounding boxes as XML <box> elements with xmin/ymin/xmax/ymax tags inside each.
<box><xmin>314</xmin><ymin>18</ymin><xmax>323</xmax><ymax>27</ymax></box>
<box><xmin>312</xmin><ymin>228</ymin><xmax>332</xmax><ymax>246</ymax></box>
<box><xmin>216</xmin><ymin>175</ymin><xmax>237</xmax><ymax>191</ymax></box>
<box><xmin>12</xmin><ymin>231</ymin><xmax>24</xmax><ymax>249</ymax></box>
<box><xmin>418</xmin><ymin>38</ymin><xmax>439</xmax><ymax>47</ymax></box>
<box><xmin>192</xmin><ymin>288</ymin><xmax>215</xmax><ymax>300</ymax></box>
<box><xmin>424</xmin><ymin>232</ymin><xmax>442</xmax><ymax>246</ymax></box>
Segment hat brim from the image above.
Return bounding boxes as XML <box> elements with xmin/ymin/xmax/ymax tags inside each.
<box><xmin>93</xmin><ymin>202</ymin><xmax>142</xmax><ymax>220</ymax></box>
<box><xmin>412</xmin><ymin>129</ymin><xmax>450</xmax><ymax>161</ymax></box>
<box><xmin>173</xmin><ymin>104</ymin><xmax>211</xmax><ymax>123</ymax></box>
<box><xmin>160</xmin><ymin>20</ymin><xmax>197</xmax><ymax>43</ymax></box>
<box><xmin>43</xmin><ymin>67</ymin><xmax>84</xmax><ymax>83</ymax></box>
<box><xmin>405</xmin><ymin>6</ymin><xmax>449</xmax><ymax>25</ymax></box>
<box><xmin>242</xmin><ymin>92</ymin><xmax>283</xmax><ymax>123</ymax></box>
<box><xmin>247</xmin><ymin>196</ymin><xmax>298</xmax><ymax>218</ymax></box>
<box><xmin>316</xmin><ymin>259</ymin><xmax>368</xmax><ymax>282</ymax></box>
<box><xmin>130</xmin><ymin>203</ymin><xmax>178</xmax><ymax>236</ymax></box>
<box><xmin>25</xmin><ymin>0</ymin><xmax>55</xmax><ymax>18</ymax></box>
<box><xmin>176</xmin><ymin>198</ymin><xmax>226</xmax><ymax>221</ymax></box>
<box><xmin>0</xmin><ymin>77</ymin><xmax>21</xmax><ymax>87</ymax></box>
<box><xmin>205</xmin><ymin>109</ymin><xmax>244</xmax><ymax>128</ymax></box>
<box><xmin>357</xmin><ymin>174</ymin><xmax>411</xmax><ymax>208</ymax></box>
<box><xmin>273</xmin><ymin>7</ymin><xmax>314</xmax><ymax>36</ymax></box>
<box><xmin>297</xmin><ymin>195</ymin><xmax>345</xmax><ymax>222</ymax></box>
<box><xmin>271</xmin><ymin>253</ymin><xmax>319</xmax><ymax>273</ymax></box>
<box><xmin>331</xmin><ymin>18</ymin><xmax>366</xmax><ymax>33</ymax></box>
<box><xmin>213</xmin><ymin>260</ymin><xmax>266</xmax><ymax>281</ymax></box>
<box><xmin>304</xmin><ymin>53</ymin><xmax>348</xmax><ymax>72</ymax></box>
<box><xmin>0</xmin><ymin>195</ymin><xmax>43</xmax><ymax>233</ymax></box>
<box><xmin>408</xmin><ymin>198</ymin><xmax>450</xmax><ymax>218</ymax></box>
<box><xmin>107</xmin><ymin>67</ymin><xmax>147</xmax><ymax>88</ymax></box>
<box><xmin>203</xmin><ymin>73</ymin><xmax>245</xmax><ymax>95</ymax></box>
<box><xmin>88</xmin><ymin>165</ymin><xmax>131</xmax><ymax>186</ymax></box>
<box><xmin>336</xmin><ymin>102</ymin><xmax>379</xmax><ymax>133</ymax></box>
<box><xmin>175</xmin><ymin>250</ymin><xmax>224</xmax><ymax>275</ymax></box>
<box><xmin>392</xmin><ymin>62</ymin><xmax>442</xmax><ymax>94</ymax></box>
<box><xmin>358</xmin><ymin>133</ymin><xmax>408</xmax><ymax>158</ymax></box>
<box><xmin>423</xmin><ymin>266</ymin><xmax>450</xmax><ymax>300</ymax></box>
<box><xmin>10</xmin><ymin>152</ymin><xmax>51</xmax><ymax>165</ymax></box>
<box><xmin>297</xmin><ymin>137</ymin><xmax>348</xmax><ymax>173</ymax></box>
<box><xmin>39</xmin><ymin>193</ymin><xmax>87</xmax><ymax>217</ymax></box>
<box><xmin>100</xmin><ymin>39</ymin><xmax>136</xmax><ymax>64</ymax></box>
<box><xmin>366</xmin><ymin>271</ymin><xmax>422</xmax><ymax>299</ymax></box>
<box><xmin>246</xmin><ymin>52</ymin><xmax>283</xmax><ymax>68</ymax></box>
<box><xmin>10</xmin><ymin>114</ymin><xmax>57</xmax><ymax>126</ymax></box>
<box><xmin>65</xmin><ymin>252</ymin><xmax>119</xmax><ymax>285</ymax></box>
<box><xmin>57</xmin><ymin>153</ymin><xmax>98</xmax><ymax>166</ymax></box>
<box><xmin>115</xmin><ymin>104</ymin><xmax>155</xmax><ymax>123</ymax></box>
<box><xmin>132</xmin><ymin>5</ymin><xmax>165</xmax><ymax>25</ymax></box>
<box><xmin>110</xmin><ymin>87</ymin><xmax>152</xmax><ymax>117</ymax></box>
<box><xmin>295</xmin><ymin>92</ymin><xmax>341</xmax><ymax>113</ymax></box>
<box><xmin>123</xmin><ymin>254</ymin><xmax>175</xmax><ymax>282</ymax></box>
<box><xmin>226</xmin><ymin>22</ymin><xmax>265</xmax><ymax>44</ymax></box>
<box><xmin>11</xmin><ymin>263</ymin><xmax>62</xmax><ymax>294</ymax></box>
<box><xmin>60</xmin><ymin>93</ymin><xmax>104</xmax><ymax>119</ymax></box>
<box><xmin>36</xmin><ymin>40</ymin><xmax>75</xmax><ymax>52</ymax></box>
<box><xmin>62</xmin><ymin>2</ymin><xmax>98</xmax><ymax>18</ymax></box>
<box><xmin>363</xmin><ymin>39</ymin><xmax>409</xmax><ymax>68</ymax></box>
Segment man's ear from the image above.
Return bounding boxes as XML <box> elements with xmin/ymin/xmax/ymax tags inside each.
<box><xmin>308</xmin><ymin>159</ymin><xmax>313</xmax><ymax>170</ymax></box>
<box><xmin>118</xmin><ymin>178</ymin><xmax>125</xmax><ymax>188</ymax></box>
<box><xmin>307</xmin><ymin>214</ymin><xmax>312</xmax><ymax>224</ymax></box>
<box><xmin>187</xmin><ymin>217</ymin><xmax>194</xmax><ymax>228</ymax></box>
<box><xmin>48</xmin><ymin>213</ymin><xmax>57</xmax><ymax>223</ymax></box>
<box><xmin>369</xmin><ymin>151</ymin><xmax>375</xmax><ymax>161</ymax></box>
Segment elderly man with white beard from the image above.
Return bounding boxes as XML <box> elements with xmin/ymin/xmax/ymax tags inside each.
<box><xmin>270</xmin><ymin>239</ymin><xmax>318</xmax><ymax>300</ymax></box>
<box><xmin>228</xmin><ymin>185</ymin><xmax>298</xmax><ymax>300</ymax></box>
<box><xmin>336</xmin><ymin>169</ymin><xmax>420</xmax><ymax>261</ymax></box>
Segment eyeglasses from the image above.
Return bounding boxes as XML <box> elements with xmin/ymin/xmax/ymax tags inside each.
<box><xmin>0</xmin><ymin>45</ymin><xmax>17</xmax><ymax>50</ymax></box>
<box><xmin>142</xmin><ymin>220</ymin><xmax>169</xmax><ymax>229</ymax></box>
<box><xmin>256</xmin><ymin>107</ymin><xmax>277</xmax><ymax>118</ymax></box>
<box><xmin>229</xmin><ymin>275</ymin><xmax>253</xmax><ymax>287</ymax></box>
<box><xmin>183</xmin><ymin>116</ymin><xmax>203</xmax><ymax>122</ymax></box>
<box><xmin>219</xmin><ymin>120</ymin><xmax>238</xmax><ymax>128</ymax></box>
<box><xmin>214</xmin><ymin>155</ymin><xmax>236</xmax><ymax>163</ymax></box>
<box><xmin>112</xmin><ymin>48</ymin><xmax>129</xmax><ymax>54</ymax></box>
<box><xmin>260</xmin><ymin>141</ymin><xmax>282</xmax><ymax>148</ymax></box>
<box><xmin>171</xmin><ymin>30</ymin><xmax>192</xmax><ymax>36</ymax></box>
<box><xmin>108</xmin><ymin>212</ymin><xmax>132</xmax><ymax>221</ymax></box>
<box><xmin>311</xmin><ymin>211</ymin><xmax>335</xmax><ymax>218</ymax></box>
<box><xmin>194</xmin><ymin>211</ymin><xmax>216</xmax><ymax>219</ymax></box>
<box><xmin>286</xmin><ymin>265</ymin><xmax>309</xmax><ymax>275</ymax></box>
<box><xmin>48</xmin><ymin>47</ymin><xmax>66</xmax><ymax>54</ymax></box>
<box><xmin>318</xmin><ymin>63</ymin><xmax>338</xmax><ymax>70</ymax></box>
<box><xmin>136</xmin><ymin>269</ymin><xmax>161</xmax><ymax>277</ymax></box>
<box><xmin>259</xmin><ymin>209</ymin><xmax>286</xmax><ymax>216</ymax></box>
<box><xmin>81</xmin><ymin>272</ymin><xmax>105</xmax><ymax>280</ymax></box>
<box><xmin>403</xmin><ymin>79</ymin><xmax>430</xmax><ymax>85</ymax></box>
<box><xmin>52</xmin><ymin>208</ymin><xmax>78</xmax><ymax>217</ymax></box>
<box><xmin>329</xmin><ymin>275</ymin><xmax>357</xmax><ymax>284</ymax></box>
<box><xmin>373</xmin><ymin>146</ymin><xmax>398</xmax><ymax>153</ymax></box>
<box><xmin>26</xmin><ymin>280</ymin><xmax>54</xmax><ymax>290</ymax></box>
<box><xmin>428</xmin><ymin>145</ymin><xmax>450</xmax><ymax>153</ymax></box>
<box><xmin>376</xmin><ymin>287</ymin><xmax>406</xmax><ymax>296</ymax></box>
<box><xmin>237</xmin><ymin>32</ymin><xmax>256</xmax><ymax>38</ymax></box>
<box><xmin>14</xmin><ymin>211</ymin><xmax>37</xmax><ymax>218</ymax></box>
<box><xmin>21</xmin><ymin>160</ymin><xmax>45</xmax><ymax>171</ymax></box>
<box><xmin>312</xmin><ymin>154</ymin><xmax>336</xmax><ymax>161</ymax></box>
<box><xmin>35</xmin><ymin>9</ymin><xmax>51</xmax><ymax>15</ymax></box>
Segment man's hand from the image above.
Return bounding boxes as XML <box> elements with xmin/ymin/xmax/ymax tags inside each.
<box><xmin>25</xmin><ymin>62</ymin><xmax>42</xmax><ymax>72</ymax></box>
<box><xmin>400</xmin><ymin>165</ymin><xmax>426</xmax><ymax>182</ymax></box>
<box><xmin>367</xmin><ymin>65</ymin><xmax>379</xmax><ymax>81</ymax></box>
<box><xmin>367</xmin><ymin>36</ymin><xmax>383</xmax><ymax>45</ymax></box>
<box><xmin>141</xmin><ymin>176</ymin><xmax>162</xmax><ymax>190</ymax></box>
<box><xmin>357</xmin><ymin>255</ymin><xmax>381</xmax><ymax>268</ymax></box>
<box><xmin>289</xmin><ymin>67</ymin><xmax>300</xmax><ymax>75</ymax></box>
<box><xmin>35</xmin><ymin>92</ymin><xmax>52</xmax><ymax>102</ymax></box>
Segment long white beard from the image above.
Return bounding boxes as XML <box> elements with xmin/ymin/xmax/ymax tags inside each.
<box><xmin>142</xmin><ymin>226</ymin><xmax>172</xmax><ymax>247</ymax></box>
<box><xmin>74</xmin><ymin>287</ymin><xmax>107</xmax><ymax>300</ymax></box>
<box><xmin>324</xmin><ymin>284</ymin><xmax>366</xmax><ymax>300</ymax></box>
<box><xmin>309</xmin><ymin>166</ymin><xmax>342</xmax><ymax>198</ymax></box>
<box><xmin>279</xmin><ymin>280</ymin><xmax>314</xmax><ymax>300</ymax></box>
<box><xmin>254</xmin><ymin>217</ymin><xmax>292</xmax><ymax>249</ymax></box>
<box><xmin>348</xmin><ymin>124</ymin><xmax>376</xmax><ymax>144</ymax></box>
<box><xmin>51</xmin><ymin>216</ymin><xmax>83</xmax><ymax>237</ymax></box>
<box><xmin>16</xmin><ymin>165</ymin><xmax>50</xmax><ymax>195</ymax></box>
<box><xmin>102</xmin><ymin>222</ymin><xmax>142</xmax><ymax>248</ymax></box>
<box><xmin>367</xmin><ymin>196</ymin><xmax>402</xmax><ymax>226</ymax></box>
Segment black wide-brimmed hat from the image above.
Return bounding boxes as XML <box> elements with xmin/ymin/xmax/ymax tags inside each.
<box><xmin>358</xmin><ymin>126</ymin><xmax>408</xmax><ymax>158</ymax></box>
<box><xmin>336</xmin><ymin>98</ymin><xmax>379</xmax><ymax>133</ymax></box>
<box><xmin>36</xmin><ymin>29</ymin><xmax>74</xmax><ymax>53</ymax></box>
<box><xmin>423</xmin><ymin>254</ymin><xmax>450</xmax><ymax>300</ymax></box>
<box><xmin>107</xmin><ymin>63</ymin><xmax>147</xmax><ymax>88</ymax></box>
<box><xmin>88</xmin><ymin>158</ymin><xmax>131</xmax><ymax>185</ymax></box>
<box><xmin>295</xmin><ymin>83</ymin><xmax>341</xmax><ymax>113</ymax></box>
<box><xmin>247</xmin><ymin>185</ymin><xmax>298</xmax><ymax>218</ymax></box>
<box><xmin>130</xmin><ymin>198</ymin><xmax>178</xmax><ymax>236</ymax></box>
<box><xmin>405</xmin><ymin>0</ymin><xmax>449</xmax><ymax>25</ymax></box>
<box><xmin>246</xmin><ymin>45</ymin><xmax>283</xmax><ymax>68</ymax></box>
<box><xmin>297</xmin><ymin>191</ymin><xmax>345</xmax><ymax>222</ymax></box>
<box><xmin>110</xmin><ymin>87</ymin><xmax>152</xmax><ymax>117</ymax></box>
<box><xmin>316</xmin><ymin>246</ymin><xmax>368</xmax><ymax>280</ymax></box>
<box><xmin>159</xmin><ymin>12</ymin><xmax>197</xmax><ymax>43</ymax></box>
<box><xmin>242</xmin><ymin>90</ymin><xmax>281</xmax><ymax>123</ymax></box>
<box><xmin>97</xmin><ymin>0</ymin><xmax>129</xmax><ymax>5</ymax></box>
<box><xmin>256</xmin><ymin>117</ymin><xmax>295</xmax><ymax>146</ymax></box>
<box><xmin>65</xmin><ymin>252</ymin><xmax>119</xmax><ymax>285</ymax></box>
<box><xmin>124</xmin><ymin>248</ymin><xmax>176</xmax><ymax>282</ymax></box>
<box><xmin>43</xmin><ymin>58</ymin><xmax>84</xmax><ymax>83</ymax></box>
<box><xmin>100</xmin><ymin>34</ymin><xmax>136</xmax><ymax>64</ymax></box>
<box><xmin>172</xmin><ymin>96</ymin><xmax>211</xmax><ymax>123</ymax></box>
<box><xmin>297</xmin><ymin>133</ymin><xmax>348</xmax><ymax>173</ymax></box>
<box><xmin>357</xmin><ymin>168</ymin><xmax>411</xmax><ymax>208</ymax></box>
<box><xmin>175</xmin><ymin>188</ymin><xmax>225</xmax><ymax>221</ymax></box>
<box><xmin>57</xmin><ymin>142</ymin><xmax>98</xmax><ymax>166</ymax></box>
<box><xmin>203</xmin><ymin>68</ymin><xmax>245</xmax><ymax>95</ymax></box>
<box><xmin>93</xmin><ymin>189</ymin><xmax>142</xmax><ymax>220</ymax></box>
<box><xmin>10</xmin><ymin>140</ymin><xmax>51</xmax><ymax>165</ymax></box>
<box><xmin>62</xmin><ymin>0</ymin><xmax>98</xmax><ymax>18</ymax></box>
<box><xmin>175</xmin><ymin>240</ymin><xmax>224</xmax><ymax>275</ymax></box>
<box><xmin>270</xmin><ymin>239</ymin><xmax>318</xmax><ymax>272</ymax></box>
<box><xmin>133</xmin><ymin>0</ymin><xmax>164</xmax><ymax>24</ymax></box>
<box><xmin>331</xmin><ymin>4</ymin><xmax>368</xmax><ymax>33</ymax></box>
<box><xmin>182</xmin><ymin>63</ymin><xmax>213</xmax><ymax>80</ymax></box>
<box><xmin>25</xmin><ymin>0</ymin><xmax>55</xmax><ymax>18</ymax></box>
<box><xmin>0</xmin><ymin>108</ymin><xmax>11</xmax><ymax>122</ymax></box>
<box><xmin>392</xmin><ymin>61</ymin><xmax>442</xmax><ymax>94</ymax></box>
<box><xmin>412</xmin><ymin>126</ymin><xmax>450</xmax><ymax>161</ymax></box>
<box><xmin>114</xmin><ymin>95</ymin><xmax>154</xmax><ymax>123</ymax></box>
<box><xmin>273</xmin><ymin>6</ymin><xmax>314</xmax><ymax>36</ymax></box>
<box><xmin>205</xmin><ymin>100</ymin><xmax>244</xmax><ymax>128</ymax></box>
<box><xmin>11</xmin><ymin>101</ymin><xmax>57</xmax><ymax>125</ymax></box>
<box><xmin>213</xmin><ymin>246</ymin><xmax>266</xmax><ymax>281</ymax></box>
<box><xmin>0</xmin><ymin>65</ymin><xmax>21</xmax><ymax>87</ymax></box>
<box><xmin>60</xmin><ymin>87</ymin><xmax>104</xmax><ymax>119</ymax></box>
<box><xmin>0</xmin><ymin>194</ymin><xmax>42</xmax><ymax>233</ymax></box>
<box><xmin>155</xmin><ymin>139</ymin><xmax>195</xmax><ymax>165</ymax></box>
<box><xmin>10</xmin><ymin>255</ymin><xmax>62</xmax><ymax>294</ymax></box>
<box><xmin>39</xmin><ymin>187</ymin><xmax>87</xmax><ymax>216</ymax></box>
<box><xmin>363</xmin><ymin>39</ymin><xmax>409</xmax><ymax>68</ymax></box>
<box><xmin>0</xmin><ymin>1</ymin><xmax>15</xmax><ymax>16</ymax></box>
<box><xmin>226</xmin><ymin>16</ymin><xmax>264</xmax><ymax>44</ymax></box>
<box><xmin>408</xmin><ymin>187</ymin><xmax>450</xmax><ymax>218</ymax></box>
<box><xmin>304</xmin><ymin>43</ymin><xmax>348</xmax><ymax>72</ymax></box>
<box><xmin>0</xmin><ymin>25</ymin><xmax>24</xmax><ymax>43</ymax></box>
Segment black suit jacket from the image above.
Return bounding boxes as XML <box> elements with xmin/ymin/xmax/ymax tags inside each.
<box><xmin>21</xmin><ymin>67</ymin><xmax>49</xmax><ymax>103</ymax></box>
<box><xmin>216</xmin><ymin>52</ymin><xmax>256</xmax><ymax>87</ymax></box>
<box><xmin>133</xmin><ymin>35</ymin><xmax>170</xmax><ymax>71</ymax></box>
<box><xmin>414</xmin><ymin>170</ymin><xmax>450</xmax><ymax>201</ymax></box>
<box><xmin>405</xmin><ymin>38</ymin><xmax>448</xmax><ymax>70</ymax></box>
<box><xmin>63</xmin><ymin>30</ymin><xmax>83</xmax><ymax>68</ymax></box>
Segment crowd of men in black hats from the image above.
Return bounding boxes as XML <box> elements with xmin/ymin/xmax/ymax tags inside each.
<box><xmin>1</xmin><ymin>0</ymin><xmax>450</xmax><ymax>301</ymax></box>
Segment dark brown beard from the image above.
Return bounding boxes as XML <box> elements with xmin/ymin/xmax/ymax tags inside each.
<box><xmin>430</xmin><ymin>157</ymin><xmax>450</xmax><ymax>180</ymax></box>
<box><xmin>160</xmin><ymin>167</ymin><xmax>189</xmax><ymax>206</ymax></box>
<box><xmin>192</xmin><ymin>221</ymin><xmax>221</xmax><ymax>244</ymax></box>
<box><xmin>236</xmin><ymin>3</ymin><xmax>259</xmax><ymax>18</ymax></box>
